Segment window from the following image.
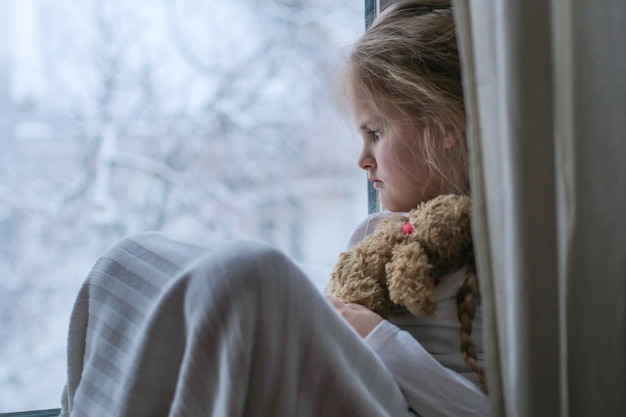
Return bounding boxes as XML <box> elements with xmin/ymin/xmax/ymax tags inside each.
<box><xmin>0</xmin><ymin>0</ymin><xmax>365</xmax><ymax>411</ymax></box>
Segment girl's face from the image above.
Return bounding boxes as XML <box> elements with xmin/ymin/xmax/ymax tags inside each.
<box><xmin>353</xmin><ymin>102</ymin><xmax>444</xmax><ymax>212</ymax></box>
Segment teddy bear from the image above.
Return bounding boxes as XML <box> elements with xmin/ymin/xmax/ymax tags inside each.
<box><xmin>327</xmin><ymin>194</ymin><xmax>474</xmax><ymax>319</ymax></box>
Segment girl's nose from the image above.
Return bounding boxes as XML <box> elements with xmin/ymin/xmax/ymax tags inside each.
<box><xmin>358</xmin><ymin>149</ymin><xmax>375</xmax><ymax>171</ymax></box>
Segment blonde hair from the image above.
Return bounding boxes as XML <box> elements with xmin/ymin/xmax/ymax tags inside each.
<box><xmin>340</xmin><ymin>0</ymin><xmax>486</xmax><ymax>390</ymax></box>
<box><xmin>339</xmin><ymin>0</ymin><xmax>469</xmax><ymax>196</ymax></box>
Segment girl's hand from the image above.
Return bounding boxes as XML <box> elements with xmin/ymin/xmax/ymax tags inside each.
<box><xmin>326</xmin><ymin>295</ymin><xmax>383</xmax><ymax>338</ymax></box>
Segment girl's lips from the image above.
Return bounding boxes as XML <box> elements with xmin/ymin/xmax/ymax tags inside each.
<box><xmin>371</xmin><ymin>179</ymin><xmax>382</xmax><ymax>189</ymax></box>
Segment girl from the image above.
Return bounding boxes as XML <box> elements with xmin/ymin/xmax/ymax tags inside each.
<box><xmin>59</xmin><ymin>1</ymin><xmax>490</xmax><ymax>416</ymax></box>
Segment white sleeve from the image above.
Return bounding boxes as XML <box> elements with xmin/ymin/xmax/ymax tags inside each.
<box><xmin>364</xmin><ymin>320</ymin><xmax>491</xmax><ymax>417</ymax></box>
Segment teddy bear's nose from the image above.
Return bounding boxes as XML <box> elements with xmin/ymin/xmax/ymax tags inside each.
<box><xmin>402</xmin><ymin>221</ymin><xmax>414</xmax><ymax>235</ymax></box>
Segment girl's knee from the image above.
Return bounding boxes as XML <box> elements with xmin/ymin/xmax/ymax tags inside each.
<box><xmin>186</xmin><ymin>239</ymin><xmax>314</xmax><ymax>305</ymax></box>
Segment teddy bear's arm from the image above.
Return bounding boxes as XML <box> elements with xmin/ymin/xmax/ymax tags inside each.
<box><xmin>386</xmin><ymin>241</ymin><xmax>438</xmax><ymax>317</ymax></box>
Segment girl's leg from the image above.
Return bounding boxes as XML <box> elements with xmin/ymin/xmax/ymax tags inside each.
<box><xmin>61</xmin><ymin>233</ymin><xmax>413</xmax><ymax>417</ymax></box>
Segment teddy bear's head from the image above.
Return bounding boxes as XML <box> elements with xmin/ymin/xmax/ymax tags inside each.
<box><xmin>327</xmin><ymin>194</ymin><xmax>473</xmax><ymax>318</ymax></box>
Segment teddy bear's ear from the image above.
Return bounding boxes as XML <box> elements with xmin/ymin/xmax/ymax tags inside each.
<box><xmin>328</xmin><ymin>252</ymin><xmax>392</xmax><ymax>316</ymax></box>
<box><xmin>327</xmin><ymin>216</ymin><xmax>408</xmax><ymax>317</ymax></box>
<box><xmin>386</xmin><ymin>241</ymin><xmax>437</xmax><ymax>317</ymax></box>
<box><xmin>328</xmin><ymin>246</ymin><xmax>394</xmax><ymax>316</ymax></box>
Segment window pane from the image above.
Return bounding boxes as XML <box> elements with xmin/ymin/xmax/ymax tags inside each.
<box><xmin>0</xmin><ymin>0</ymin><xmax>365</xmax><ymax>411</ymax></box>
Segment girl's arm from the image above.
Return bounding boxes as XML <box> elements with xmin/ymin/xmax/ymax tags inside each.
<box><xmin>365</xmin><ymin>320</ymin><xmax>491</xmax><ymax>417</ymax></box>
<box><xmin>327</xmin><ymin>295</ymin><xmax>490</xmax><ymax>416</ymax></box>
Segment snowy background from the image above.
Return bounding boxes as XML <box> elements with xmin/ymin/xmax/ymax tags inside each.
<box><xmin>0</xmin><ymin>0</ymin><xmax>367</xmax><ymax>411</ymax></box>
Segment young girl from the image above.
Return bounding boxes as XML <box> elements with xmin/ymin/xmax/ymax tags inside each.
<box><xmin>59</xmin><ymin>1</ymin><xmax>490</xmax><ymax>416</ymax></box>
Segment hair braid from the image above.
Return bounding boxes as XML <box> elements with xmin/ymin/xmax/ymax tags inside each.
<box><xmin>456</xmin><ymin>262</ymin><xmax>487</xmax><ymax>391</ymax></box>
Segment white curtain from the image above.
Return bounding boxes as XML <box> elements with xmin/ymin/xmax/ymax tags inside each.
<box><xmin>454</xmin><ymin>0</ymin><xmax>626</xmax><ymax>416</ymax></box>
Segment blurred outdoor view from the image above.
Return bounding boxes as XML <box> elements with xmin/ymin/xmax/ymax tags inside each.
<box><xmin>0</xmin><ymin>0</ymin><xmax>366</xmax><ymax>411</ymax></box>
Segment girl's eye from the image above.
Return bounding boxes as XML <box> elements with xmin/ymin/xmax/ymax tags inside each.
<box><xmin>369</xmin><ymin>130</ymin><xmax>381</xmax><ymax>142</ymax></box>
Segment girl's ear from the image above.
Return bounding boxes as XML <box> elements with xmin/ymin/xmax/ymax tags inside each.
<box><xmin>443</xmin><ymin>132</ymin><xmax>459</xmax><ymax>149</ymax></box>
